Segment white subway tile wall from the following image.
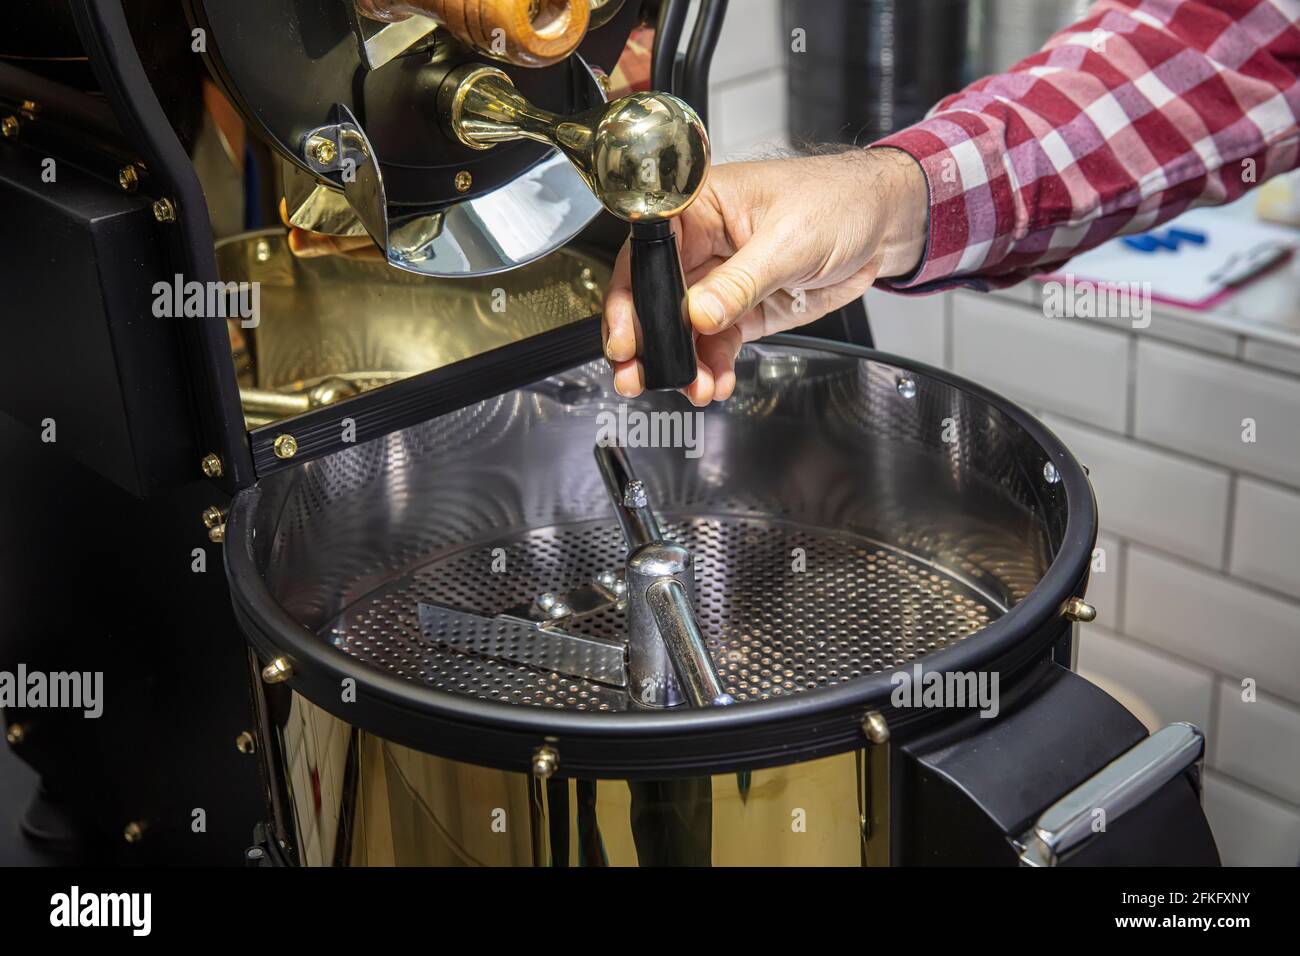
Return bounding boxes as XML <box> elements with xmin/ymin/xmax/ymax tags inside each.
<box><xmin>1135</xmin><ymin>340</ymin><xmax>1300</xmax><ymax>487</ymax></box>
<box><xmin>871</xmin><ymin>282</ymin><xmax>1300</xmax><ymax>865</ymax></box>
<box><xmin>704</xmin><ymin>0</ymin><xmax>790</xmax><ymax>161</ymax></box>
<box><xmin>1229</xmin><ymin>478</ymin><xmax>1300</xmax><ymax>600</ymax></box>
<box><xmin>952</xmin><ymin>293</ymin><xmax>1132</xmax><ymax>431</ymax></box>
<box><xmin>705</xmin><ymin>1</ymin><xmax>1299</xmax><ymax>866</ymax></box>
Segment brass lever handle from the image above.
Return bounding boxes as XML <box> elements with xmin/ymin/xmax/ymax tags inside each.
<box><xmin>440</xmin><ymin>64</ymin><xmax>710</xmax><ymax>389</ymax></box>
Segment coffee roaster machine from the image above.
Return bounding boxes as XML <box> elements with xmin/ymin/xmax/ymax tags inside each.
<box><xmin>0</xmin><ymin>0</ymin><xmax>1217</xmax><ymax>866</ymax></box>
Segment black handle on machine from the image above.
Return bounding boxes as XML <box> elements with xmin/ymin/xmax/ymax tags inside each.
<box><xmin>631</xmin><ymin>221</ymin><xmax>697</xmax><ymax>391</ymax></box>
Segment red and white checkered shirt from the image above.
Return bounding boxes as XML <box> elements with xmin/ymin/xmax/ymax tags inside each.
<box><xmin>875</xmin><ymin>0</ymin><xmax>1300</xmax><ymax>293</ymax></box>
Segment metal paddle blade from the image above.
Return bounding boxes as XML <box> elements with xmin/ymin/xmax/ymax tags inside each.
<box><xmin>417</xmin><ymin>603</ymin><xmax>628</xmax><ymax>689</ymax></box>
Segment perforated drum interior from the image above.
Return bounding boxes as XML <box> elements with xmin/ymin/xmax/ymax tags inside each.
<box><xmin>241</xmin><ymin>343</ymin><xmax>1074</xmax><ymax>716</ymax></box>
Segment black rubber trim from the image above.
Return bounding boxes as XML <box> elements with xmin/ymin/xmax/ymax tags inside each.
<box><xmin>652</xmin><ymin>0</ymin><xmax>689</xmax><ymax>94</ymax></box>
<box><xmin>249</xmin><ymin>316</ymin><xmax>603</xmax><ymax>476</ymax></box>
<box><xmin>679</xmin><ymin>0</ymin><xmax>728</xmax><ymax>127</ymax></box>
<box><xmin>225</xmin><ymin>336</ymin><xmax>1097</xmax><ymax>778</ymax></box>
<box><xmin>68</xmin><ymin>0</ymin><xmax>255</xmax><ymax>493</ymax></box>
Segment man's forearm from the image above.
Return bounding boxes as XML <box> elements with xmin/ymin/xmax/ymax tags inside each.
<box><xmin>872</xmin><ymin>0</ymin><xmax>1300</xmax><ymax>294</ymax></box>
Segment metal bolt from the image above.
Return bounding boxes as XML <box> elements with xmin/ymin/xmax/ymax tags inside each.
<box><xmin>201</xmin><ymin>505</ymin><xmax>226</xmax><ymax>530</ymax></box>
<box><xmin>531</xmin><ymin>744</ymin><xmax>559</xmax><ymax>779</ymax></box>
<box><xmin>19</xmin><ymin>100</ymin><xmax>38</xmax><ymax>121</ymax></box>
<box><xmin>273</xmin><ymin>433</ymin><xmax>298</xmax><ymax>459</ymax></box>
<box><xmin>235</xmin><ymin>731</ymin><xmax>257</xmax><ymax>754</ymax></box>
<box><xmin>246</xmin><ymin>846</ymin><xmax>265</xmax><ymax>862</ymax></box>
<box><xmin>152</xmin><ymin>197</ymin><xmax>177</xmax><ymax>222</ymax></box>
<box><xmin>307</xmin><ymin>136</ymin><xmax>337</xmax><ymax>166</ymax></box>
<box><xmin>454</xmin><ymin>170</ymin><xmax>473</xmax><ymax>193</ymax></box>
<box><xmin>596</xmin><ymin>571</ymin><xmax>616</xmax><ymax>589</ymax></box>
<box><xmin>862</xmin><ymin>710</ymin><xmax>890</xmax><ymax>744</ymax></box>
<box><xmin>612</xmin><ymin>578</ymin><xmax>627</xmax><ymax>596</ymax></box>
<box><xmin>1043</xmin><ymin>461</ymin><xmax>1060</xmax><ymax>484</ymax></box>
<box><xmin>254</xmin><ymin>239</ymin><xmax>272</xmax><ymax>262</ymax></box>
<box><xmin>1062</xmin><ymin>597</ymin><xmax>1097</xmax><ymax>623</ymax></box>
<box><xmin>200</xmin><ymin>453</ymin><xmax>224</xmax><ymax>478</ymax></box>
<box><xmin>208</xmin><ymin>525</ymin><xmax>225</xmax><ymax>544</ymax></box>
<box><xmin>123</xmin><ymin>821</ymin><xmax>145</xmax><ymax>844</ymax></box>
<box><xmin>1</xmin><ymin>116</ymin><xmax>18</xmax><ymax>138</ymax></box>
<box><xmin>5</xmin><ymin>724</ymin><xmax>25</xmax><ymax>746</ymax></box>
<box><xmin>547</xmin><ymin>601</ymin><xmax>571</xmax><ymax>620</ymax></box>
<box><xmin>537</xmin><ymin>593</ymin><xmax>557</xmax><ymax>610</ymax></box>
<box><xmin>261</xmin><ymin>657</ymin><xmax>293</xmax><ymax>684</ymax></box>
<box><xmin>895</xmin><ymin>375</ymin><xmax>917</xmax><ymax>400</ymax></box>
<box><xmin>118</xmin><ymin>165</ymin><xmax>139</xmax><ymax>192</ymax></box>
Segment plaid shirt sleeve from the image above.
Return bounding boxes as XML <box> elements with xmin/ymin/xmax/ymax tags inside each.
<box><xmin>873</xmin><ymin>0</ymin><xmax>1300</xmax><ymax>294</ymax></box>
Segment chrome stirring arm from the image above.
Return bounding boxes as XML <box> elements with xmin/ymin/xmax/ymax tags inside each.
<box><xmin>595</xmin><ymin>445</ymin><xmax>733</xmax><ymax>709</ymax></box>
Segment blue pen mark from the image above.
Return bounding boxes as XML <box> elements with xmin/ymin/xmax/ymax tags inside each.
<box><xmin>1167</xmin><ymin>227</ymin><xmax>1207</xmax><ymax>246</ymax></box>
<box><xmin>1123</xmin><ymin>226</ymin><xmax>1208</xmax><ymax>253</ymax></box>
<box><xmin>1123</xmin><ymin>235</ymin><xmax>1160</xmax><ymax>253</ymax></box>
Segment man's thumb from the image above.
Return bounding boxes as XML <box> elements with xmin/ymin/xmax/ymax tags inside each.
<box><xmin>687</xmin><ymin>232</ymin><xmax>789</xmax><ymax>334</ymax></box>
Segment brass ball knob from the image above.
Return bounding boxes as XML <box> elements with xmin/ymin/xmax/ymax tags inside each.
<box><xmin>590</xmin><ymin>93</ymin><xmax>710</xmax><ymax>223</ymax></box>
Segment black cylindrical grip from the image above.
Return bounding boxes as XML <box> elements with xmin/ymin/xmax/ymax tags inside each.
<box><xmin>630</xmin><ymin>221</ymin><xmax>698</xmax><ymax>391</ymax></box>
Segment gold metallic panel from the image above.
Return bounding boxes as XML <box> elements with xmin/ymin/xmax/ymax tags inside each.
<box><xmin>215</xmin><ymin>231</ymin><xmax>610</xmax><ymax>430</ymax></box>
<box><xmin>280</xmin><ymin>694</ymin><xmax>887</xmax><ymax>866</ymax></box>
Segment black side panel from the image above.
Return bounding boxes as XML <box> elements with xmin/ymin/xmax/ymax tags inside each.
<box><xmin>69</xmin><ymin>0</ymin><xmax>254</xmax><ymax>493</ymax></box>
<box><xmin>0</xmin><ymin>142</ymin><xmax>193</xmax><ymax>496</ymax></box>
<box><xmin>898</xmin><ymin>663</ymin><xmax>1216</xmax><ymax>865</ymax></box>
<box><xmin>0</xmin><ymin>412</ymin><xmax>264</xmax><ymax>864</ymax></box>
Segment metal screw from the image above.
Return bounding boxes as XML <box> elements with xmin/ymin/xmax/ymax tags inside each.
<box><xmin>623</xmin><ymin>479</ymin><xmax>648</xmax><ymax>509</ymax></box>
<box><xmin>596</xmin><ymin>571</ymin><xmax>616</xmax><ymax>589</ymax></box>
<box><xmin>1062</xmin><ymin>597</ymin><xmax>1097</xmax><ymax>623</ymax></box>
<box><xmin>537</xmin><ymin>593</ymin><xmax>557</xmax><ymax>611</ymax></box>
<box><xmin>895</xmin><ymin>376</ymin><xmax>917</xmax><ymax>400</ymax></box>
<box><xmin>208</xmin><ymin>525</ymin><xmax>225</xmax><ymax>544</ymax></box>
<box><xmin>531</xmin><ymin>745</ymin><xmax>559</xmax><ymax>779</ymax></box>
<box><xmin>19</xmin><ymin>100</ymin><xmax>38</xmax><ymax>121</ymax></box>
<box><xmin>254</xmin><ymin>239</ymin><xmax>272</xmax><ymax>262</ymax></box>
<box><xmin>862</xmin><ymin>710</ymin><xmax>890</xmax><ymax>744</ymax></box>
<box><xmin>1042</xmin><ymin>461</ymin><xmax>1060</xmax><ymax>484</ymax></box>
<box><xmin>201</xmin><ymin>505</ymin><xmax>226</xmax><ymax>529</ymax></box>
<box><xmin>261</xmin><ymin>657</ymin><xmax>293</xmax><ymax>684</ymax></box>
<box><xmin>200</xmin><ymin>453</ymin><xmax>224</xmax><ymax>478</ymax></box>
<box><xmin>246</xmin><ymin>846</ymin><xmax>265</xmax><ymax>862</ymax></box>
<box><xmin>152</xmin><ymin>197</ymin><xmax>177</xmax><ymax>222</ymax></box>
<box><xmin>454</xmin><ymin>170</ymin><xmax>473</xmax><ymax>193</ymax></box>
<box><xmin>5</xmin><ymin>724</ymin><xmax>25</xmax><ymax>746</ymax></box>
<box><xmin>547</xmin><ymin>601</ymin><xmax>571</xmax><ymax>619</ymax></box>
<box><xmin>235</xmin><ymin>731</ymin><xmax>257</xmax><ymax>754</ymax></box>
<box><xmin>273</xmin><ymin>433</ymin><xmax>298</xmax><ymax>459</ymax></box>
<box><xmin>1</xmin><ymin>116</ymin><xmax>19</xmax><ymax>138</ymax></box>
<box><xmin>118</xmin><ymin>165</ymin><xmax>140</xmax><ymax>192</ymax></box>
<box><xmin>307</xmin><ymin>136</ymin><xmax>337</xmax><ymax>166</ymax></box>
<box><xmin>123</xmin><ymin>821</ymin><xmax>145</xmax><ymax>844</ymax></box>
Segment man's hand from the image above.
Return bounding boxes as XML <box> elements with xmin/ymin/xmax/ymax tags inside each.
<box><xmin>602</xmin><ymin>148</ymin><xmax>929</xmax><ymax>404</ymax></box>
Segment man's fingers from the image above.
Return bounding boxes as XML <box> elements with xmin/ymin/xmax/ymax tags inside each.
<box><xmin>686</xmin><ymin>227</ymin><xmax>792</xmax><ymax>335</ymax></box>
<box><xmin>612</xmin><ymin>358</ymin><xmax>644</xmax><ymax>398</ymax></box>
<box><xmin>602</xmin><ymin>242</ymin><xmax>639</xmax><ymax>363</ymax></box>
<box><xmin>696</xmin><ymin>325</ymin><xmax>743</xmax><ymax>401</ymax></box>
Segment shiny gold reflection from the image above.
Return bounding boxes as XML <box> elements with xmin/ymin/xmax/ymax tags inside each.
<box><xmin>216</xmin><ymin>231</ymin><xmax>610</xmax><ymax>430</ymax></box>
<box><xmin>282</xmin><ymin>693</ymin><xmax>887</xmax><ymax>867</ymax></box>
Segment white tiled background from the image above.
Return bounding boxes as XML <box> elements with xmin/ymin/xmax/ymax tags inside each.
<box><xmin>700</xmin><ymin>0</ymin><xmax>790</xmax><ymax>161</ymax></box>
<box><xmin>707</xmin><ymin>0</ymin><xmax>1299</xmax><ymax>865</ymax></box>
<box><xmin>870</xmin><ymin>284</ymin><xmax>1300</xmax><ymax>867</ymax></box>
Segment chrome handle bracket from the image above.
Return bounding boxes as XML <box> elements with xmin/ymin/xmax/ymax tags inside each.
<box><xmin>1016</xmin><ymin>722</ymin><xmax>1206</xmax><ymax>867</ymax></box>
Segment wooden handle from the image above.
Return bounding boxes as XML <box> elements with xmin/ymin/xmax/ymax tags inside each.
<box><xmin>357</xmin><ymin>0</ymin><xmax>590</xmax><ymax>67</ymax></box>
